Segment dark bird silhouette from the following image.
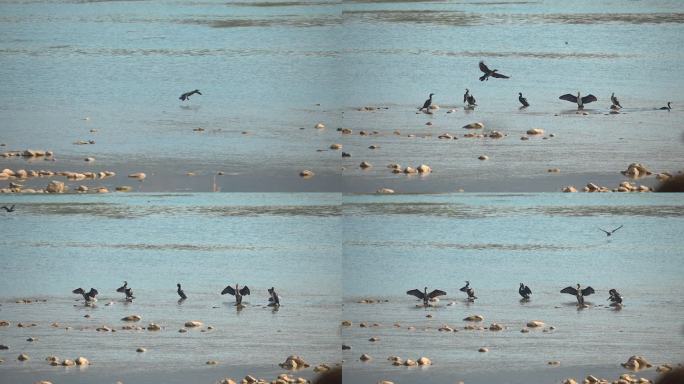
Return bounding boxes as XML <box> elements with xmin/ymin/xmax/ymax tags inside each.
<box><xmin>116</xmin><ymin>281</ymin><xmax>127</xmax><ymax>293</ymax></box>
<box><xmin>464</xmin><ymin>89</ymin><xmax>477</xmax><ymax>108</ymax></box>
<box><xmin>611</xmin><ymin>93</ymin><xmax>622</xmax><ymax>109</ymax></box>
<box><xmin>268</xmin><ymin>287</ymin><xmax>280</xmax><ymax>306</ymax></box>
<box><xmin>179</xmin><ymin>89</ymin><xmax>201</xmax><ymax>101</ymax></box>
<box><xmin>1</xmin><ymin>204</ymin><xmax>15</xmax><ymax>212</ymax></box>
<box><xmin>73</xmin><ymin>287</ymin><xmax>98</xmax><ymax>303</ymax></box>
<box><xmin>561</xmin><ymin>283</ymin><xmax>595</xmax><ymax>305</ymax></box>
<box><xmin>559</xmin><ymin>92</ymin><xmax>597</xmax><ymax>109</ymax></box>
<box><xmin>659</xmin><ymin>102</ymin><xmax>671</xmax><ymax>111</ymax></box>
<box><xmin>519</xmin><ymin>283</ymin><xmax>532</xmax><ymax>299</ymax></box>
<box><xmin>459</xmin><ymin>281</ymin><xmax>477</xmax><ymax>301</ymax></box>
<box><xmin>478</xmin><ymin>61</ymin><xmax>510</xmax><ymax>81</ymax></box>
<box><xmin>608</xmin><ymin>289</ymin><xmax>623</xmax><ymax>305</ymax></box>
<box><xmin>599</xmin><ymin>225</ymin><xmax>623</xmax><ymax>237</ymax></box>
<box><xmin>177</xmin><ymin>283</ymin><xmax>187</xmax><ymax>300</ymax></box>
<box><xmin>419</xmin><ymin>93</ymin><xmax>434</xmax><ymax>112</ymax></box>
<box><xmin>406</xmin><ymin>286</ymin><xmax>447</xmax><ymax>306</ymax></box>
<box><xmin>518</xmin><ymin>92</ymin><xmax>530</xmax><ymax>107</ymax></box>
<box><xmin>221</xmin><ymin>283</ymin><xmax>250</xmax><ymax>305</ymax></box>
<box><xmin>124</xmin><ymin>287</ymin><xmax>134</xmax><ymax>301</ymax></box>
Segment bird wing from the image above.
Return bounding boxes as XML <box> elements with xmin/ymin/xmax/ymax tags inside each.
<box><xmin>195</xmin><ymin>90</ymin><xmax>202</xmax><ymax>95</ymax></box>
<box><xmin>72</xmin><ymin>288</ymin><xmax>85</xmax><ymax>295</ymax></box>
<box><xmin>491</xmin><ymin>72</ymin><xmax>509</xmax><ymax>79</ymax></box>
<box><xmin>459</xmin><ymin>285</ymin><xmax>468</xmax><ymax>292</ymax></box>
<box><xmin>479</xmin><ymin>61</ymin><xmax>490</xmax><ymax>73</ymax></box>
<box><xmin>559</xmin><ymin>94</ymin><xmax>578</xmax><ymax>103</ymax></box>
<box><xmin>581</xmin><ymin>94</ymin><xmax>597</xmax><ymax>104</ymax></box>
<box><xmin>611</xmin><ymin>225</ymin><xmax>623</xmax><ymax>233</ymax></box>
<box><xmin>221</xmin><ymin>286</ymin><xmax>236</xmax><ymax>295</ymax></box>
<box><xmin>239</xmin><ymin>286</ymin><xmax>250</xmax><ymax>296</ymax></box>
<box><xmin>523</xmin><ymin>286</ymin><xmax>532</xmax><ymax>295</ymax></box>
<box><xmin>479</xmin><ymin>74</ymin><xmax>488</xmax><ymax>82</ymax></box>
<box><xmin>406</xmin><ymin>289</ymin><xmax>425</xmax><ymax>300</ymax></box>
<box><xmin>116</xmin><ymin>286</ymin><xmax>126</xmax><ymax>293</ymax></box>
<box><xmin>428</xmin><ymin>289</ymin><xmax>447</xmax><ymax>299</ymax></box>
<box><xmin>581</xmin><ymin>286</ymin><xmax>595</xmax><ymax>296</ymax></box>
<box><xmin>598</xmin><ymin>228</ymin><xmax>610</xmax><ymax>234</ymax></box>
<box><xmin>179</xmin><ymin>94</ymin><xmax>186</xmax><ymax>101</ymax></box>
<box><xmin>560</xmin><ymin>286</ymin><xmax>578</xmax><ymax>295</ymax></box>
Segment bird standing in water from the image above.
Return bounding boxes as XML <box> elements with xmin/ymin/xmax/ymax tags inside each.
<box><xmin>221</xmin><ymin>283</ymin><xmax>250</xmax><ymax>306</ymax></box>
<box><xmin>419</xmin><ymin>93</ymin><xmax>435</xmax><ymax>112</ymax></box>
<box><xmin>268</xmin><ymin>287</ymin><xmax>280</xmax><ymax>307</ymax></box>
<box><xmin>559</xmin><ymin>92</ymin><xmax>597</xmax><ymax>110</ymax></box>
<box><xmin>518</xmin><ymin>92</ymin><xmax>530</xmax><ymax>108</ymax></box>
<box><xmin>460</xmin><ymin>281</ymin><xmax>477</xmax><ymax>302</ymax></box>
<box><xmin>610</xmin><ymin>93</ymin><xmax>622</xmax><ymax>109</ymax></box>
<box><xmin>406</xmin><ymin>287</ymin><xmax>447</xmax><ymax>306</ymax></box>
<box><xmin>519</xmin><ymin>283</ymin><xmax>532</xmax><ymax>299</ymax></box>
<box><xmin>73</xmin><ymin>288</ymin><xmax>98</xmax><ymax>304</ymax></box>
<box><xmin>177</xmin><ymin>283</ymin><xmax>187</xmax><ymax>300</ymax></box>
<box><xmin>561</xmin><ymin>284</ymin><xmax>595</xmax><ymax>306</ymax></box>
<box><xmin>464</xmin><ymin>89</ymin><xmax>477</xmax><ymax>108</ymax></box>
<box><xmin>659</xmin><ymin>102</ymin><xmax>671</xmax><ymax>111</ymax></box>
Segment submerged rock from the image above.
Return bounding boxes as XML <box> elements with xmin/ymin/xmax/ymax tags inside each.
<box><xmin>526</xmin><ymin>128</ymin><xmax>544</xmax><ymax>135</ymax></box>
<box><xmin>184</xmin><ymin>321</ymin><xmax>202</xmax><ymax>328</ymax></box>
<box><xmin>463</xmin><ymin>315</ymin><xmax>484</xmax><ymax>322</ymax></box>
<box><xmin>299</xmin><ymin>170</ymin><xmax>314</xmax><ymax>178</ymax></box>
<box><xmin>122</xmin><ymin>315</ymin><xmax>142</xmax><ymax>322</ymax></box>
<box><xmin>18</xmin><ymin>353</ymin><xmax>29</xmax><ymax>361</ymax></box>
<box><xmin>417</xmin><ymin>357</ymin><xmax>432</xmax><ymax>366</ymax></box>
<box><xmin>463</xmin><ymin>122</ymin><xmax>484</xmax><ymax>129</ymax></box>
<box><xmin>360</xmin><ymin>354</ymin><xmax>372</xmax><ymax>362</ymax></box>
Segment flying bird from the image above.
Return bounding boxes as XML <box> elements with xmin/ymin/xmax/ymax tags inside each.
<box><xmin>518</xmin><ymin>283</ymin><xmax>532</xmax><ymax>299</ymax></box>
<box><xmin>599</xmin><ymin>225</ymin><xmax>623</xmax><ymax>237</ymax></box>
<box><xmin>478</xmin><ymin>61</ymin><xmax>510</xmax><ymax>81</ymax></box>
<box><xmin>1</xmin><ymin>204</ymin><xmax>15</xmax><ymax>212</ymax></box>
<box><xmin>610</xmin><ymin>93</ymin><xmax>622</xmax><ymax>109</ymax></box>
<box><xmin>221</xmin><ymin>284</ymin><xmax>250</xmax><ymax>305</ymax></box>
<box><xmin>177</xmin><ymin>283</ymin><xmax>187</xmax><ymax>300</ymax></box>
<box><xmin>419</xmin><ymin>93</ymin><xmax>435</xmax><ymax>112</ymax></box>
<box><xmin>459</xmin><ymin>281</ymin><xmax>477</xmax><ymax>301</ymax></box>
<box><xmin>406</xmin><ymin>287</ymin><xmax>447</xmax><ymax>306</ymax></box>
<box><xmin>559</xmin><ymin>92</ymin><xmax>597</xmax><ymax>110</ymax></box>
<box><xmin>518</xmin><ymin>92</ymin><xmax>530</xmax><ymax>108</ymax></box>
<box><xmin>561</xmin><ymin>284</ymin><xmax>595</xmax><ymax>305</ymax></box>
<box><xmin>179</xmin><ymin>89</ymin><xmax>201</xmax><ymax>101</ymax></box>
<box><xmin>659</xmin><ymin>102</ymin><xmax>671</xmax><ymax>111</ymax></box>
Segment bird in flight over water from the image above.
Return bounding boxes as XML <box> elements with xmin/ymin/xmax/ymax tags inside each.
<box><xmin>478</xmin><ymin>61</ymin><xmax>510</xmax><ymax>81</ymax></box>
<box><xmin>1</xmin><ymin>204</ymin><xmax>15</xmax><ymax>212</ymax></box>
<box><xmin>599</xmin><ymin>225</ymin><xmax>623</xmax><ymax>236</ymax></box>
<box><xmin>179</xmin><ymin>89</ymin><xmax>201</xmax><ymax>101</ymax></box>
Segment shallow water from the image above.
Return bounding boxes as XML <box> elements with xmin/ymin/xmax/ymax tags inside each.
<box><xmin>342</xmin><ymin>193</ymin><xmax>684</xmax><ymax>382</ymax></box>
<box><xmin>0</xmin><ymin>193</ymin><xmax>342</xmax><ymax>378</ymax></box>
<box><xmin>1</xmin><ymin>0</ymin><xmax>683</xmax><ymax>192</ymax></box>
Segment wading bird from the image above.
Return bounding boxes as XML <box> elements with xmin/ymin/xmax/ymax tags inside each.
<box><xmin>406</xmin><ymin>287</ymin><xmax>447</xmax><ymax>306</ymax></box>
<box><xmin>464</xmin><ymin>89</ymin><xmax>477</xmax><ymax>108</ymax></box>
<box><xmin>419</xmin><ymin>93</ymin><xmax>434</xmax><ymax>112</ymax></box>
<box><xmin>559</xmin><ymin>92</ymin><xmax>597</xmax><ymax>110</ymax></box>
<box><xmin>611</xmin><ymin>93</ymin><xmax>622</xmax><ymax>109</ymax></box>
<box><xmin>519</xmin><ymin>283</ymin><xmax>532</xmax><ymax>299</ymax></box>
<box><xmin>518</xmin><ymin>92</ymin><xmax>530</xmax><ymax>108</ymax></box>
<box><xmin>116</xmin><ymin>281</ymin><xmax>128</xmax><ymax>295</ymax></box>
<box><xmin>608</xmin><ymin>289</ymin><xmax>623</xmax><ymax>306</ymax></box>
<box><xmin>599</xmin><ymin>225</ymin><xmax>623</xmax><ymax>237</ymax></box>
<box><xmin>460</xmin><ymin>281</ymin><xmax>477</xmax><ymax>301</ymax></box>
<box><xmin>478</xmin><ymin>61</ymin><xmax>510</xmax><ymax>81</ymax></box>
<box><xmin>73</xmin><ymin>288</ymin><xmax>98</xmax><ymax>303</ymax></box>
<box><xmin>221</xmin><ymin>283</ymin><xmax>250</xmax><ymax>305</ymax></box>
<box><xmin>177</xmin><ymin>283</ymin><xmax>187</xmax><ymax>300</ymax></box>
<box><xmin>561</xmin><ymin>284</ymin><xmax>595</xmax><ymax>305</ymax></box>
<box><xmin>179</xmin><ymin>89</ymin><xmax>201</xmax><ymax>101</ymax></box>
<box><xmin>268</xmin><ymin>287</ymin><xmax>280</xmax><ymax>306</ymax></box>
<box><xmin>1</xmin><ymin>204</ymin><xmax>15</xmax><ymax>212</ymax></box>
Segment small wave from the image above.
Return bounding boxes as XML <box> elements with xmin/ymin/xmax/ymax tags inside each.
<box><xmin>178</xmin><ymin>16</ymin><xmax>340</xmax><ymax>28</ymax></box>
<box><xmin>346</xmin><ymin>240</ymin><xmax>575</xmax><ymax>251</ymax></box>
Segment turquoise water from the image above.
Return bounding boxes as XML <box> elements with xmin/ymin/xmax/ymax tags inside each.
<box><xmin>1</xmin><ymin>0</ymin><xmax>682</xmax><ymax>191</ymax></box>
<box><xmin>342</xmin><ymin>193</ymin><xmax>684</xmax><ymax>382</ymax></box>
<box><xmin>0</xmin><ymin>193</ymin><xmax>342</xmax><ymax>378</ymax></box>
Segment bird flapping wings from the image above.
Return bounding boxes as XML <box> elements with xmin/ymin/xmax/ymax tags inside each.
<box><xmin>406</xmin><ymin>289</ymin><xmax>425</xmax><ymax>300</ymax></box>
<box><xmin>559</xmin><ymin>94</ymin><xmax>578</xmax><ymax>103</ymax></box>
<box><xmin>560</xmin><ymin>286</ymin><xmax>578</xmax><ymax>295</ymax></box>
<box><xmin>239</xmin><ymin>286</ymin><xmax>250</xmax><ymax>296</ymax></box>
<box><xmin>479</xmin><ymin>61</ymin><xmax>491</xmax><ymax>73</ymax></box>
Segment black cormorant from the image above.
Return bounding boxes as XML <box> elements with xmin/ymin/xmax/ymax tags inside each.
<box><xmin>406</xmin><ymin>287</ymin><xmax>447</xmax><ymax>306</ymax></box>
<box><xmin>419</xmin><ymin>93</ymin><xmax>434</xmax><ymax>112</ymax></box>
<box><xmin>464</xmin><ymin>89</ymin><xmax>477</xmax><ymax>108</ymax></box>
<box><xmin>518</xmin><ymin>93</ymin><xmax>530</xmax><ymax>107</ymax></box>
<box><xmin>179</xmin><ymin>89</ymin><xmax>202</xmax><ymax>101</ymax></box>
<box><xmin>177</xmin><ymin>283</ymin><xmax>187</xmax><ymax>300</ymax></box>
<box><xmin>608</xmin><ymin>289</ymin><xmax>623</xmax><ymax>305</ymax></box>
<box><xmin>561</xmin><ymin>284</ymin><xmax>595</xmax><ymax>305</ymax></box>
<box><xmin>1</xmin><ymin>204</ymin><xmax>15</xmax><ymax>212</ymax></box>
<box><xmin>479</xmin><ymin>61</ymin><xmax>510</xmax><ymax>81</ymax></box>
<box><xmin>268</xmin><ymin>287</ymin><xmax>280</xmax><ymax>306</ymax></box>
<box><xmin>459</xmin><ymin>281</ymin><xmax>477</xmax><ymax>301</ymax></box>
<box><xmin>221</xmin><ymin>284</ymin><xmax>250</xmax><ymax>305</ymax></box>
<box><xmin>659</xmin><ymin>102</ymin><xmax>671</xmax><ymax>111</ymax></box>
<box><xmin>611</xmin><ymin>93</ymin><xmax>622</xmax><ymax>108</ymax></box>
<box><xmin>599</xmin><ymin>225</ymin><xmax>623</xmax><ymax>237</ymax></box>
<box><xmin>519</xmin><ymin>283</ymin><xmax>532</xmax><ymax>299</ymax></box>
<box><xmin>559</xmin><ymin>92</ymin><xmax>597</xmax><ymax>110</ymax></box>
<box><xmin>73</xmin><ymin>287</ymin><xmax>98</xmax><ymax>303</ymax></box>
